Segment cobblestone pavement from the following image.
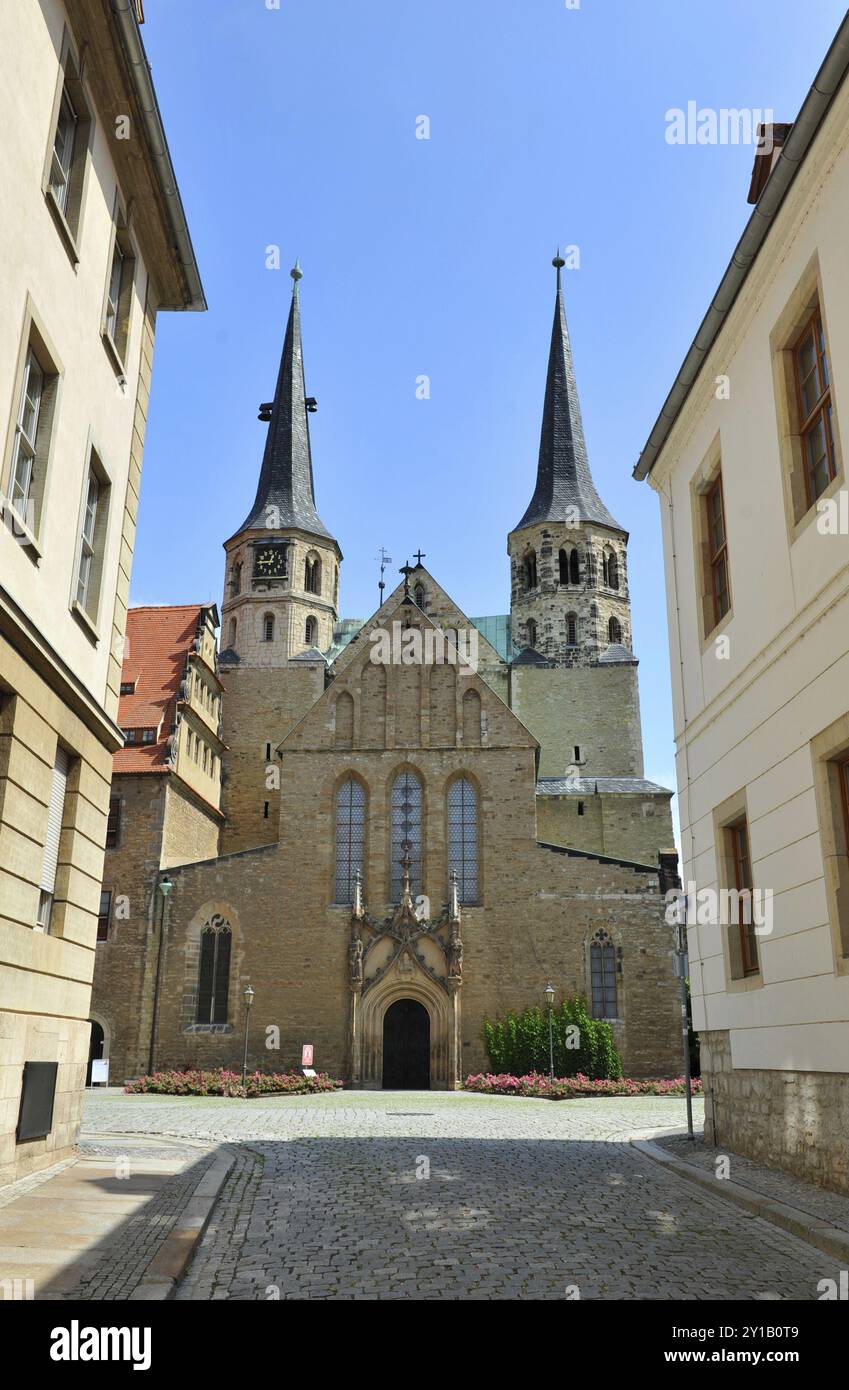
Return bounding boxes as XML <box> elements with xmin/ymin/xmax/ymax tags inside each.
<box><xmin>82</xmin><ymin>1090</ymin><xmax>843</xmax><ymax>1300</ymax></box>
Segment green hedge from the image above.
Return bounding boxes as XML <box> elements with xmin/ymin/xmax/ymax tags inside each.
<box><xmin>483</xmin><ymin>998</ymin><xmax>622</xmax><ymax>1080</ymax></box>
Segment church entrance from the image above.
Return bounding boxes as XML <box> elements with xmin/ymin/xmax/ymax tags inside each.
<box><xmin>86</xmin><ymin>1020</ymin><xmax>105</xmax><ymax>1086</ymax></box>
<box><xmin>382</xmin><ymin>999</ymin><xmax>430</xmax><ymax>1089</ymax></box>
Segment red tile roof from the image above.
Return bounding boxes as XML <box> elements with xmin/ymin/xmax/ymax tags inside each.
<box><xmin>115</xmin><ymin>605</ymin><xmax>204</xmax><ymax>774</ymax></box>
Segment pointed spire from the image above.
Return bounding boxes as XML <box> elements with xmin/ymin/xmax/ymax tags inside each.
<box><xmin>236</xmin><ymin>263</ymin><xmax>333</xmax><ymax>539</ymax></box>
<box><xmin>515</xmin><ymin>255</ymin><xmax>622</xmax><ymax>532</ymax></box>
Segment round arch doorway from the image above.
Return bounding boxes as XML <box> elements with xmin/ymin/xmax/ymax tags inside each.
<box><xmin>382</xmin><ymin>999</ymin><xmax>430</xmax><ymax>1090</ymax></box>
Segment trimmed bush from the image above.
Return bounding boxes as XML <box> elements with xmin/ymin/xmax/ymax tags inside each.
<box><xmin>483</xmin><ymin>997</ymin><xmax>622</xmax><ymax>1079</ymax></box>
<box><xmin>465</xmin><ymin>1072</ymin><xmax>704</xmax><ymax>1100</ymax></box>
<box><xmin>123</xmin><ymin>1069</ymin><xmax>341</xmax><ymax>1098</ymax></box>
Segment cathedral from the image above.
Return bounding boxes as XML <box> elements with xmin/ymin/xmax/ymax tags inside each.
<box><xmin>91</xmin><ymin>258</ymin><xmax>681</xmax><ymax>1089</ymax></box>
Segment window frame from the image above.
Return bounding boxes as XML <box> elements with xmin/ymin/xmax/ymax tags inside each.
<box><xmin>105</xmin><ymin>797</ymin><xmax>121</xmax><ymax>849</ymax></box>
<box><xmin>70</xmin><ymin>444</ymin><xmax>111</xmax><ymax>636</ymax></box>
<box><xmin>2</xmin><ymin>305</ymin><xmax>63</xmax><ymax>552</ymax></box>
<box><xmin>792</xmin><ymin>305</ymin><xmax>837</xmax><ymax>508</ymax></box>
<box><xmin>101</xmin><ymin>197</ymin><xmax>136</xmax><ymax>374</ymax></box>
<box><xmin>97</xmin><ymin>889</ymin><xmax>111</xmax><ymax>943</ymax></box>
<box><xmin>728</xmin><ymin>817</ymin><xmax>759</xmax><ymax>977</ymax></box>
<box><xmin>335</xmin><ymin>776</ymin><xmax>367</xmax><ymax>905</ymax></box>
<box><xmin>42</xmin><ymin>32</ymin><xmax>95</xmax><ymax>262</ymax></box>
<box><xmin>447</xmin><ymin>775</ymin><xmax>480</xmax><ymax>906</ymax></box>
<box><xmin>704</xmin><ymin>472</ymin><xmax>730</xmax><ymax>632</ymax></box>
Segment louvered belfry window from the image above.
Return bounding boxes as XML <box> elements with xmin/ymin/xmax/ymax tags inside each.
<box><xmin>335</xmin><ymin>778</ymin><xmax>366</xmax><ymax>904</ymax></box>
<box><xmin>196</xmin><ymin>918</ymin><xmax>232</xmax><ymax>1024</ymax></box>
<box><xmin>390</xmin><ymin>771</ymin><xmax>422</xmax><ymax>901</ymax></box>
<box><xmin>447</xmin><ymin>777</ymin><xmax>479</xmax><ymax>904</ymax></box>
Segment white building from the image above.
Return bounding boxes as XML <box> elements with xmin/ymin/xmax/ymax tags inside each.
<box><xmin>635</xmin><ymin>17</ymin><xmax>849</xmax><ymax>1190</ymax></box>
<box><xmin>0</xmin><ymin>0</ymin><xmax>203</xmax><ymax>1185</ymax></box>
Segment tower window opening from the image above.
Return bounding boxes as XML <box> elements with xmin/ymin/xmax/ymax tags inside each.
<box><xmin>305</xmin><ymin>615</ymin><xmax>318</xmax><ymax>646</ymax></box>
<box><xmin>578</xmin><ymin>801</ymin><xmax>585</xmax><ymax>816</ymax></box>
<box><xmin>526</xmin><ymin>618</ymin><xmax>537</xmax><ymax>648</ymax></box>
<box><xmin>263</xmin><ymin>801</ymin><xmax>270</xmax><ymax>819</ymax></box>
<box><xmin>305</xmin><ymin>555</ymin><xmax>322</xmax><ymax>595</ymax></box>
<box><xmin>566</xmin><ymin>613</ymin><xmax>578</xmax><ymax>646</ymax></box>
<box><xmin>263</xmin><ymin>613</ymin><xmax>275</xmax><ymax>642</ymax></box>
<box><xmin>608</xmin><ymin>616</ymin><xmax>622</xmax><ymax>644</ymax></box>
<box><xmin>524</xmin><ymin>550</ymin><xmax>538</xmax><ymax>590</ymax></box>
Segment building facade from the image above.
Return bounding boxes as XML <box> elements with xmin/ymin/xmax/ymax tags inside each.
<box><xmin>91</xmin><ymin>260</ymin><xmax>681</xmax><ymax>1089</ymax></box>
<box><xmin>635</xmin><ymin>18</ymin><xmax>849</xmax><ymax>1191</ymax></box>
<box><xmin>0</xmin><ymin>0</ymin><xmax>203</xmax><ymax>1185</ymax></box>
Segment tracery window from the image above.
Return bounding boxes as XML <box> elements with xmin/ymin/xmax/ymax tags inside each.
<box><xmin>390</xmin><ymin>770</ymin><xmax>422</xmax><ymax>901</ymax></box>
<box><xmin>197</xmin><ymin>916</ymin><xmax>232</xmax><ymax>1024</ymax></box>
<box><xmin>447</xmin><ymin>776</ymin><xmax>479</xmax><ymax>904</ymax></box>
<box><xmin>590</xmin><ymin>928</ymin><xmax>618</xmax><ymax>1019</ymax></box>
<box><xmin>335</xmin><ymin>778</ymin><xmax>366</xmax><ymax>904</ymax></box>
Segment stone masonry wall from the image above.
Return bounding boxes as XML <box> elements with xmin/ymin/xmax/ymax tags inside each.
<box><xmin>701</xmin><ymin>1029</ymin><xmax>849</xmax><ymax>1195</ymax></box>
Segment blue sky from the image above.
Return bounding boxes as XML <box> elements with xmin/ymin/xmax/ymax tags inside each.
<box><xmin>133</xmin><ymin>0</ymin><xmax>847</xmax><ymax>805</ymax></box>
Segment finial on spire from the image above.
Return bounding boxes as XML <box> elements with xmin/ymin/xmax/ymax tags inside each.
<box><xmin>552</xmin><ymin>248</ymin><xmax>565</xmax><ymax>272</ymax></box>
<box><xmin>290</xmin><ymin>259</ymin><xmax>303</xmax><ymax>291</ymax></box>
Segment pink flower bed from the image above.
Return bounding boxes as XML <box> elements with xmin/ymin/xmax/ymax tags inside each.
<box><xmin>124</xmin><ymin>1069</ymin><xmax>341</xmax><ymax>1099</ymax></box>
<box><xmin>465</xmin><ymin>1072</ymin><xmax>703</xmax><ymax>1100</ymax></box>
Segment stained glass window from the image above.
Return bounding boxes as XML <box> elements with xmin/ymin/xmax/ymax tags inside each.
<box><xmin>447</xmin><ymin>776</ymin><xmax>478</xmax><ymax>904</ymax></box>
<box><xmin>197</xmin><ymin>920</ymin><xmax>231</xmax><ymax>1024</ymax></box>
<box><xmin>335</xmin><ymin>778</ymin><xmax>366</xmax><ymax>904</ymax></box>
<box><xmin>390</xmin><ymin>771</ymin><xmax>422</xmax><ymax>901</ymax></box>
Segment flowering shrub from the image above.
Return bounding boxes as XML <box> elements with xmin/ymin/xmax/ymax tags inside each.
<box><xmin>465</xmin><ymin>1072</ymin><xmax>704</xmax><ymax>1100</ymax></box>
<box><xmin>483</xmin><ymin>997</ymin><xmax>621</xmax><ymax>1079</ymax></box>
<box><xmin>124</xmin><ymin>1069</ymin><xmax>341</xmax><ymax>1099</ymax></box>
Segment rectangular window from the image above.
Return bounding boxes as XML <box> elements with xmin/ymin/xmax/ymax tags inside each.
<box><xmin>72</xmin><ymin>450</ymin><xmax>110</xmax><ymax>628</ymax></box>
<box><xmin>793</xmin><ymin>307</ymin><xmax>836</xmax><ymax>506</ymax></box>
<box><xmin>705</xmin><ymin>473</ymin><xmax>730</xmax><ymax>631</ymax></box>
<box><xmin>44</xmin><ymin>42</ymin><xmax>92</xmax><ymax>251</ymax></box>
<box><xmin>590</xmin><ymin>939</ymin><xmax>618</xmax><ymax>1019</ymax></box>
<box><xmin>141</xmin><ymin>728</ymin><xmax>155</xmax><ymax>744</ymax></box>
<box><xmin>728</xmin><ymin>817</ymin><xmax>759</xmax><ymax>976</ymax></box>
<box><xmin>37</xmin><ymin>747</ymin><xmax>70</xmax><ymax>933</ymax></box>
<box><xmin>10</xmin><ymin>349</ymin><xmax>43</xmax><ymax>523</ymax></box>
<box><xmin>4</xmin><ymin>315</ymin><xmax>62</xmax><ymax>545</ymax></box>
<box><xmin>119</xmin><ymin>681</ymin><xmax>135</xmax><ymax>695</ymax></box>
<box><xmin>105</xmin><ymin>797</ymin><xmax>121</xmax><ymax>849</ymax></box>
<box><xmin>49</xmin><ymin>85</ymin><xmax>77</xmax><ymax>215</ymax></box>
<box><xmin>102</xmin><ymin>205</ymin><xmax>135</xmax><ymax>367</ymax></box>
<box><xmin>97</xmin><ymin>889</ymin><xmax>111</xmax><ymax>943</ymax></box>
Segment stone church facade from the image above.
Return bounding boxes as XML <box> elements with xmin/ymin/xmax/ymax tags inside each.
<box><xmin>92</xmin><ymin>260</ymin><xmax>681</xmax><ymax>1088</ymax></box>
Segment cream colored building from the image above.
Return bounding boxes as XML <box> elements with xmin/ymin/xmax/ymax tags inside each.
<box><xmin>0</xmin><ymin>0</ymin><xmax>203</xmax><ymax>1185</ymax></box>
<box><xmin>635</xmin><ymin>17</ymin><xmax>849</xmax><ymax>1190</ymax></box>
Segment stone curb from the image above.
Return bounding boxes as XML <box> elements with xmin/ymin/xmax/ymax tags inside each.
<box><xmin>128</xmin><ymin>1149</ymin><xmax>235</xmax><ymax>1301</ymax></box>
<box><xmin>630</xmin><ymin>1131</ymin><xmax>849</xmax><ymax>1264</ymax></box>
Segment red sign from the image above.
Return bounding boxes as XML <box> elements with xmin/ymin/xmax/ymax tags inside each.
<box><xmin>301</xmin><ymin>1045</ymin><xmax>314</xmax><ymax>1067</ymax></box>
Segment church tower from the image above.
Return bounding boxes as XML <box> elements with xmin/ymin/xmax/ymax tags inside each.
<box><xmin>508</xmin><ymin>257</ymin><xmax>645</xmax><ymax>783</ymax></box>
<box><xmin>508</xmin><ymin>255</ymin><xmax>632</xmax><ymax>666</ymax></box>
<box><xmin>221</xmin><ymin>263</ymin><xmax>341</xmax><ymax>666</ymax></box>
<box><xmin>218</xmin><ymin>265</ymin><xmax>341</xmax><ymax>853</ymax></box>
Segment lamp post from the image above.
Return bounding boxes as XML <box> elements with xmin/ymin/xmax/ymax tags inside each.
<box><xmin>241</xmin><ymin>984</ymin><xmax>255</xmax><ymax>1088</ymax></box>
<box><xmin>147</xmin><ymin>874</ymin><xmax>172</xmax><ymax>1075</ymax></box>
<box><xmin>544</xmin><ymin>981</ymin><xmax>555</xmax><ymax>1081</ymax></box>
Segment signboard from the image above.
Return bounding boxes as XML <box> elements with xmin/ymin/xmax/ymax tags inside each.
<box><xmin>301</xmin><ymin>1044</ymin><xmax>314</xmax><ymax>1067</ymax></box>
<box><xmin>302</xmin><ymin>1068</ymin><xmax>317</xmax><ymax>1079</ymax></box>
<box><xmin>90</xmin><ymin>1058</ymin><xmax>110</xmax><ymax>1086</ymax></box>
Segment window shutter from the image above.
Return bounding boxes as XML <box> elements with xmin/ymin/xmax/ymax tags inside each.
<box><xmin>40</xmin><ymin>747</ymin><xmax>70</xmax><ymax>893</ymax></box>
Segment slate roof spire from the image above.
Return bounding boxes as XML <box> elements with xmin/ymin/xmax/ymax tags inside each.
<box><xmin>236</xmin><ymin>262</ymin><xmax>334</xmax><ymax>539</ymax></box>
<box><xmin>515</xmin><ymin>255</ymin><xmax>622</xmax><ymax>532</ymax></box>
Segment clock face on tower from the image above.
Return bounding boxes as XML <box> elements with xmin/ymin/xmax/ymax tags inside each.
<box><xmin>253</xmin><ymin>545</ymin><xmax>288</xmax><ymax>579</ymax></box>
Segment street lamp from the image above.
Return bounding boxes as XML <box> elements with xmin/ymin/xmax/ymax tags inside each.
<box><xmin>241</xmin><ymin>984</ymin><xmax>255</xmax><ymax>1088</ymax></box>
<box><xmin>544</xmin><ymin>981</ymin><xmax>555</xmax><ymax>1082</ymax></box>
<box><xmin>147</xmin><ymin>874</ymin><xmax>173</xmax><ymax>1075</ymax></box>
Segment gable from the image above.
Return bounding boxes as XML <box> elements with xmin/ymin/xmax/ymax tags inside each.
<box><xmin>280</xmin><ymin>591</ymin><xmax>537</xmax><ymax>754</ymax></box>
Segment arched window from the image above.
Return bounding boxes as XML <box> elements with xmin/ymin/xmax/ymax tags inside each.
<box><xmin>263</xmin><ymin>612</ymin><xmax>274</xmax><ymax>642</ymax></box>
<box><xmin>334</xmin><ymin>691</ymin><xmax>354</xmax><ymax>748</ymax></box>
<box><xmin>566</xmin><ymin>613</ymin><xmax>578</xmax><ymax>646</ymax></box>
<box><xmin>197</xmin><ymin>916</ymin><xmax>231</xmax><ymax>1024</ymax></box>
<box><xmin>448</xmin><ymin>777</ymin><xmax>479</xmax><ymax>904</ymax></box>
<box><xmin>570</xmin><ymin>548</ymin><xmax>580</xmax><ymax>584</ymax></box>
<box><xmin>526</xmin><ymin>619</ymin><xmax>537</xmax><ymax>648</ymax></box>
<box><xmin>305</xmin><ymin>615</ymin><xmax>318</xmax><ymax>646</ymax></box>
<box><xmin>333</xmin><ymin>566</ymin><xmax>339</xmax><ymax>603</ymax></box>
<box><xmin>413</xmin><ymin>581</ymin><xmax>426</xmax><ymax>610</ymax></box>
<box><xmin>524</xmin><ymin>550</ymin><xmax>538</xmax><ymax>590</ymax></box>
<box><xmin>590</xmin><ymin>929</ymin><xmax>618</xmax><ymax>1019</ymax></box>
<box><xmin>558</xmin><ymin>549</ymin><xmax>569</xmax><ymax>584</ymax></box>
<box><xmin>462</xmin><ymin>688</ymin><xmax>481</xmax><ymax>745</ymax></box>
<box><xmin>608</xmin><ymin>616</ymin><xmax>622</xmax><ymax>644</ymax></box>
<box><xmin>604</xmin><ymin>549</ymin><xmax>619</xmax><ymax>590</ymax></box>
<box><xmin>335</xmin><ymin>778</ymin><xmax>366</xmax><ymax>904</ymax></box>
<box><xmin>390</xmin><ymin>770</ymin><xmax>422</xmax><ymax>901</ymax></box>
<box><xmin>305</xmin><ymin>554</ymin><xmax>322</xmax><ymax>595</ymax></box>
<box><xmin>228</xmin><ymin>617</ymin><xmax>237</xmax><ymax>648</ymax></box>
<box><xmin>229</xmin><ymin>562</ymin><xmax>242</xmax><ymax>598</ymax></box>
